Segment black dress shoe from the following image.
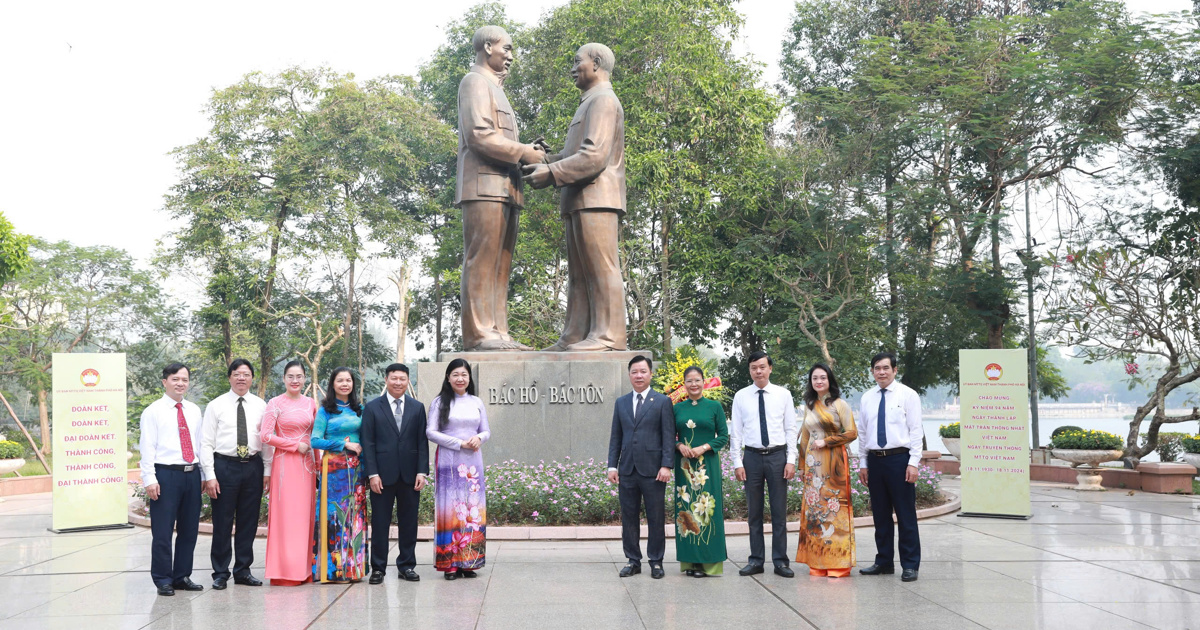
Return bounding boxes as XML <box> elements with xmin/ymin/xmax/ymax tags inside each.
<box><xmin>618</xmin><ymin>561</ymin><xmax>641</xmax><ymax>577</ymax></box>
<box><xmin>443</xmin><ymin>571</ymin><xmax>458</xmax><ymax>581</ymax></box>
<box><xmin>684</xmin><ymin>569</ymin><xmax>696</xmax><ymax>577</ymax></box>
<box><xmin>172</xmin><ymin>577</ymin><xmax>203</xmax><ymax>591</ymax></box>
<box><xmin>458</xmin><ymin>569</ymin><xmax>478</xmax><ymax>578</ymax></box>
<box><xmin>368</xmin><ymin>571</ymin><xmax>385</xmax><ymax>585</ymax></box>
<box><xmin>901</xmin><ymin>569</ymin><xmax>919</xmax><ymax>582</ymax></box>
<box><xmin>774</xmin><ymin>566</ymin><xmax>795</xmax><ymax>578</ymax></box>
<box><xmin>233</xmin><ymin>574</ymin><xmax>263</xmax><ymax>586</ymax></box>
<box><xmin>859</xmin><ymin>564</ymin><xmax>895</xmax><ymax>576</ymax></box>
<box><xmin>156</xmin><ymin>584</ymin><xmax>176</xmax><ymax>596</ymax></box>
<box><xmin>211</xmin><ymin>577</ymin><xmax>228</xmax><ymax>590</ymax></box>
<box><xmin>400</xmin><ymin>568</ymin><xmax>420</xmax><ymax>582</ymax></box>
<box><xmin>691</xmin><ymin>570</ymin><xmax>708</xmax><ymax>578</ymax></box>
<box><xmin>738</xmin><ymin>563</ymin><xmax>764</xmax><ymax>576</ymax></box>
<box><xmin>649</xmin><ymin>563</ymin><xmax>665</xmax><ymax>579</ymax></box>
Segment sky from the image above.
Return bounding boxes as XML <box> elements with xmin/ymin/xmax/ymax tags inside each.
<box><xmin>0</xmin><ymin>0</ymin><xmax>1192</xmax><ymax>358</ymax></box>
<box><xmin>1</xmin><ymin>0</ymin><xmax>1188</xmax><ymax>261</ymax></box>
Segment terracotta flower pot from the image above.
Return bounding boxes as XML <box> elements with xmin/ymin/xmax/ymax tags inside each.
<box><xmin>1049</xmin><ymin>449</ymin><xmax>1123</xmax><ymax>491</ymax></box>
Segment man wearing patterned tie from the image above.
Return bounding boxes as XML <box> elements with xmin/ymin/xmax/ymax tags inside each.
<box><xmin>857</xmin><ymin>351</ymin><xmax>923</xmax><ymax>582</ymax></box>
<box><xmin>730</xmin><ymin>351</ymin><xmax>798</xmax><ymax>578</ymax></box>
<box><xmin>607</xmin><ymin>355</ymin><xmax>675</xmax><ymax>579</ymax></box>
<box><xmin>139</xmin><ymin>363</ymin><xmax>205</xmax><ymax>596</ymax></box>
<box><xmin>200</xmin><ymin>358</ymin><xmax>272</xmax><ymax>590</ymax></box>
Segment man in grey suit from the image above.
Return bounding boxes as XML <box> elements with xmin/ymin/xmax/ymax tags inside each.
<box><xmin>456</xmin><ymin>25</ymin><xmax>547</xmax><ymax>351</ymax></box>
<box><xmin>523</xmin><ymin>43</ymin><xmax>626</xmax><ymax>352</ymax></box>
<box><xmin>607</xmin><ymin>355</ymin><xmax>674</xmax><ymax>579</ymax></box>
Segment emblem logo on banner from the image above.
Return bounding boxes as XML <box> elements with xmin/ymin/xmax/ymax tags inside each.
<box><xmin>984</xmin><ymin>363</ymin><xmax>1003</xmax><ymax>381</ymax></box>
<box><xmin>80</xmin><ymin>368</ymin><xmax>100</xmax><ymax>387</ymax></box>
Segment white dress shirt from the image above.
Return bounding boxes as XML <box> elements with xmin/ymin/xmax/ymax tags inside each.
<box><xmin>608</xmin><ymin>385</ymin><xmax>656</xmax><ymax>473</ymax></box>
<box><xmin>857</xmin><ymin>379</ymin><xmax>923</xmax><ymax>468</ymax></box>
<box><xmin>730</xmin><ymin>382</ymin><xmax>799</xmax><ymax>468</ymax></box>
<box><xmin>200</xmin><ymin>390</ymin><xmax>273</xmax><ymax>478</ymax></box>
<box><xmin>139</xmin><ymin>394</ymin><xmax>206</xmax><ymax>486</ymax></box>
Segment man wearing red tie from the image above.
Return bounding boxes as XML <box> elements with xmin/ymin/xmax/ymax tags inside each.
<box><xmin>139</xmin><ymin>363</ymin><xmax>205</xmax><ymax>596</ymax></box>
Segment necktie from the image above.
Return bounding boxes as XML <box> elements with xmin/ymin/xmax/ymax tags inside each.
<box><xmin>635</xmin><ymin>393</ymin><xmax>644</xmax><ymax>418</ymax></box>
<box><xmin>876</xmin><ymin>389</ymin><xmax>888</xmax><ymax>449</ymax></box>
<box><xmin>393</xmin><ymin>398</ymin><xmax>404</xmax><ymax>433</ymax></box>
<box><xmin>757</xmin><ymin>389</ymin><xmax>770</xmax><ymax>447</ymax></box>
<box><xmin>236</xmin><ymin>396</ymin><xmax>249</xmax><ymax>458</ymax></box>
<box><xmin>175</xmin><ymin>402</ymin><xmax>195</xmax><ymax>464</ymax></box>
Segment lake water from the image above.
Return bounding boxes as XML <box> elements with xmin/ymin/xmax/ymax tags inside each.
<box><xmin>917</xmin><ymin>416</ymin><xmax>1196</xmax><ymax>464</ymax></box>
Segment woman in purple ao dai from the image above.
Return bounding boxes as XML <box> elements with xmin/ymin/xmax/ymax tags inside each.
<box><xmin>426</xmin><ymin>358</ymin><xmax>490</xmax><ymax>580</ymax></box>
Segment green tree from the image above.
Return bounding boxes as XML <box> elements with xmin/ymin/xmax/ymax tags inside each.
<box><xmin>0</xmin><ymin>211</ymin><xmax>31</xmax><ymax>289</ymax></box>
<box><xmin>0</xmin><ymin>239</ymin><xmax>159</xmax><ymax>453</ymax></box>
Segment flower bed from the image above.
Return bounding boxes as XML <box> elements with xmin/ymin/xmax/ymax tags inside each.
<box><xmin>1048</xmin><ymin>429</ymin><xmax>1123</xmax><ymax>450</ymax></box>
<box><xmin>132</xmin><ymin>453</ymin><xmax>946</xmax><ymax>527</ymax></box>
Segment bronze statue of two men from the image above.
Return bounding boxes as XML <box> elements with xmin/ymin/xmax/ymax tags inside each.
<box><xmin>456</xmin><ymin>26</ymin><xmax>626</xmax><ymax>353</ymax></box>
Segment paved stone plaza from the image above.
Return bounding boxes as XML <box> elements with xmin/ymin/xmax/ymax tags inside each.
<box><xmin>2</xmin><ymin>479</ymin><xmax>1199</xmax><ymax>629</ymax></box>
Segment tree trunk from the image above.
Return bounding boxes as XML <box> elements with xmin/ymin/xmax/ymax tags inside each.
<box><xmin>257</xmin><ymin>200</ymin><xmax>289</xmax><ymax>398</ymax></box>
<box><xmin>987</xmin><ymin>196</ymin><xmax>1007</xmax><ymax>349</ymax></box>
<box><xmin>885</xmin><ymin>166</ymin><xmax>899</xmax><ymax>338</ymax></box>
<box><xmin>392</xmin><ymin>266</ymin><xmax>411</xmax><ymax>363</ymax></box>
<box><xmin>357</xmin><ymin>305</ymin><xmax>365</xmax><ymax>398</ymax></box>
<box><xmin>434</xmin><ymin>271</ymin><xmax>443</xmax><ymax>357</ymax></box>
<box><xmin>660</xmin><ymin>215</ymin><xmax>672</xmax><ymax>354</ymax></box>
<box><xmin>37</xmin><ymin>387</ymin><xmax>49</xmax><ymax>455</ymax></box>
<box><xmin>343</xmin><ymin>258</ymin><xmax>356</xmax><ymax>363</ymax></box>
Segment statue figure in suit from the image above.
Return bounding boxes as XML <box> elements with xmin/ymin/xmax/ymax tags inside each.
<box><xmin>523</xmin><ymin>43</ymin><xmax>627</xmax><ymax>352</ymax></box>
<box><xmin>456</xmin><ymin>25</ymin><xmax>547</xmax><ymax>351</ymax></box>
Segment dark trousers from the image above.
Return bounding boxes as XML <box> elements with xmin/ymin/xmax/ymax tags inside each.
<box><xmin>369</xmin><ymin>480</ymin><xmax>420</xmax><ymax>572</ymax></box>
<box><xmin>619</xmin><ymin>472</ymin><xmax>666</xmax><ymax>564</ymax></box>
<box><xmin>148</xmin><ymin>466</ymin><xmax>202</xmax><ymax>587</ymax></box>
<box><xmin>210</xmin><ymin>455</ymin><xmax>263</xmax><ymax>581</ymax></box>
<box><xmin>867</xmin><ymin>452</ymin><xmax>921</xmax><ymax>570</ymax></box>
<box><xmin>744</xmin><ymin>448</ymin><xmax>789</xmax><ymax>567</ymax></box>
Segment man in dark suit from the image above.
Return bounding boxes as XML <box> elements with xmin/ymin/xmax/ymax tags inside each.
<box><xmin>360</xmin><ymin>363</ymin><xmax>429</xmax><ymax>584</ymax></box>
<box><xmin>607</xmin><ymin>355</ymin><xmax>675</xmax><ymax>579</ymax></box>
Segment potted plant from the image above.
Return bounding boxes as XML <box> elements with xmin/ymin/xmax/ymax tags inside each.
<box><xmin>1048</xmin><ymin>429</ymin><xmax>1123</xmax><ymax>491</ymax></box>
<box><xmin>0</xmin><ymin>440</ymin><xmax>24</xmax><ymax>475</ymax></box>
<box><xmin>939</xmin><ymin>422</ymin><xmax>961</xmax><ymax>460</ymax></box>
<box><xmin>1182</xmin><ymin>435</ymin><xmax>1200</xmax><ymax>471</ymax></box>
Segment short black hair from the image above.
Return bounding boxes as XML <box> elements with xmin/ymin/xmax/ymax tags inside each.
<box><xmin>747</xmin><ymin>350</ymin><xmax>772</xmax><ymax>367</ymax></box>
<box><xmin>283</xmin><ymin>360</ymin><xmax>304</xmax><ymax>374</ymax></box>
<box><xmin>162</xmin><ymin>362</ymin><xmax>189</xmax><ymax>379</ymax></box>
<box><xmin>870</xmin><ymin>352</ymin><xmax>898</xmax><ymax>370</ymax></box>
<box><xmin>683</xmin><ymin>365</ymin><xmax>704</xmax><ymax>379</ymax></box>
<box><xmin>227</xmin><ymin>358</ymin><xmax>254</xmax><ymax>378</ymax></box>
<box><xmin>628</xmin><ymin>355</ymin><xmax>653</xmax><ymax>371</ymax></box>
<box><xmin>385</xmin><ymin>363</ymin><xmax>409</xmax><ymax>376</ymax></box>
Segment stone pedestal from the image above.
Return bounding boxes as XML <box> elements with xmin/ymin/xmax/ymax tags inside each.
<box><xmin>412</xmin><ymin>353</ymin><xmax>648</xmax><ymax>465</ymax></box>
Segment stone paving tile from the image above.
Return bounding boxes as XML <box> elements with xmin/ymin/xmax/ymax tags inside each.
<box><xmin>0</xmin><ymin>481</ymin><xmax>1198</xmax><ymax>629</ymax></box>
<box><xmin>939</xmin><ymin>602</ymin><xmax>1154</xmax><ymax>630</ymax></box>
<box><xmin>1088</xmin><ymin>603</ymin><xmax>1200</xmax><ymax>630</ymax></box>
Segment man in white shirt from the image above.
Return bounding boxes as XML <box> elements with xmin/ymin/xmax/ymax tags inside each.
<box><xmin>139</xmin><ymin>362</ymin><xmax>205</xmax><ymax>597</ymax></box>
<box><xmin>200</xmin><ymin>358</ymin><xmax>272</xmax><ymax>590</ymax></box>
<box><xmin>730</xmin><ymin>351</ymin><xmax>798</xmax><ymax>578</ymax></box>
<box><xmin>857</xmin><ymin>351</ymin><xmax>923</xmax><ymax>582</ymax></box>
